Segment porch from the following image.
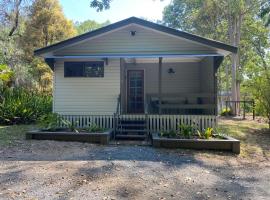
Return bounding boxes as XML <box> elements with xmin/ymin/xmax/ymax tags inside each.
<box><xmin>118</xmin><ymin>56</ymin><xmax>218</xmax><ymax>116</ymax></box>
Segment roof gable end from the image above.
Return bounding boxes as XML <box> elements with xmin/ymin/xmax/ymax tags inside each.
<box><xmin>34</xmin><ymin>17</ymin><xmax>237</xmax><ymax>56</ymax></box>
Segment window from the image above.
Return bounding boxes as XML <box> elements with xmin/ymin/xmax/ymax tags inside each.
<box><xmin>64</xmin><ymin>61</ymin><xmax>104</xmax><ymax>77</ymax></box>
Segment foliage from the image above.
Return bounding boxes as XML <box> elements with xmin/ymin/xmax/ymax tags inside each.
<box><xmin>85</xmin><ymin>123</ymin><xmax>106</xmax><ymax>132</ymax></box>
<box><xmin>160</xmin><ymin>129</ymin><xmax>177</xmax><ymax>138</ymax></box>
<box><xmin>19</xmin><ymin>0</ymin><xmax>77</xmax><ymax>91</ymax></box>
<box><xmin>90</xmin><ymin>0</ymin><xmax>112</xmax><ymax>11</ymax></box>
<box><xmin>74</xmin><ymin>20</ymin><xmax>110</xmax><ymax>35</ymax></box>
<box><xmin>260</xmin><ymin>1</ymin><xmax>270</xmax><ymax>27</ymax></box>
<box><xmin>0</xmin><ymin>88</ymin><xmax>52</xmax><ymax>125</ymax></box>
<box><xmin>61</xmin><ymin>119</ymin><xmax>79</xmax><ymax>132</ymax></box>
<box><xmin>38</xmin><ymin>113</ymin><xmax>60</xmax><ymax>131</ymax></box>
<box><xmin>220</xmin><ymin>108</ymin><xmax>233</xmax><ymax>116</ymax></box>
<box><xmin>163</xmin><ymin>0</ymin><xmax>270</xmax><ymax>118</ymax></box>
<box><xmin>178</xmin><ymin>124</ymin><xmax>193</xmax><ymax>138</ymax></box>
<box><xmin>204</xmin><ymin>127</ymin><xmax>213</xmax><ymax>139</ymax></box>
<box><xmin>0</xmin><ymin>64</ymin><xmax>14</xmax><ymax>87</ymax></box>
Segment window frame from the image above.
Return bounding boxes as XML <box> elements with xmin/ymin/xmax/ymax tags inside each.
<box><xmin>64</xmin><ymin>61</ymin><xmax>105</xmax><ymax>78</ymax></box>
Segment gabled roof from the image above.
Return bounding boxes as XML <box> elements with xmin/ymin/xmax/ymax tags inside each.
<box><xmin>34</xmin><ymin>17</ymin><xmax>237</xmax><ymax>56</ymax></box>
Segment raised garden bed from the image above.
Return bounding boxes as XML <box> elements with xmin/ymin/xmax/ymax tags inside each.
<box><xmin>26</xmin><ymin>129</ymin><xmax>113</xmax><ymax>145</ymax></box>
<box><xmin>152</xmin><ymin>133</ymin><xmax>240</xmax><ymax>154</ymax></box>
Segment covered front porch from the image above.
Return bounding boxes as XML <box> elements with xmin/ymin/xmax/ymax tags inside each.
<box><xmin>117</xmin><ymin>55</ymin><xmax>221</xmax><ymax>116</ymax></box>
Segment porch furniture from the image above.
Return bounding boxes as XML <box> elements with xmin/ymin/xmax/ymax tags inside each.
<box><xmin>146</xmin><ymin>93</ymin><xmax>216</xmax><ymax>115</ymax></box>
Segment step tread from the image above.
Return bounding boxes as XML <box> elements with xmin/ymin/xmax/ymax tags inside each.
<box><xmin>115</xmin><ymin>134</ymin><xmax>147</xmax><ymax>139</ymax></box>
<box><xmin>118</xmin><ymin>124</ymin><xmax>146</xmax><ymax>127</ymax></box>
<box><xmin>116</xmin><ymin>129</ymin><xmax>148</xmax><ymax>133</ymax></box>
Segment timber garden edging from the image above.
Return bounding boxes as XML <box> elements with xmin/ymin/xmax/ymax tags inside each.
<box><xmin>26</xmin><ymin>129</ymin><xmax>113</xmax><ymax>145</ymax></box>
<box><xmin>152</xmin><ymin>133</ymin><xmax>240</xmax><ymax>154</ymax></box>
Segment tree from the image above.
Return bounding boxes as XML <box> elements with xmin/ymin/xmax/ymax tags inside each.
<box><xmin>90</xmin><ymin>0</ymin><xmax>112</xmax><ymax>11</ymax></box>
<box><xmin>22</xmin><ymin>0</ymin><xmax>76</xmax><ymax>61</ymax></box>
<box><xmin>21</xmin><ymin>0</ymin><xmax>76</xmax><ymax>91</ymax></box>
<box><xmin>163</xmin><ymin>0</ymin><xmax>266</xmax><ymax>114</ymax></box>
<box><xmin>260</xmin><ymin>0</ymin><xmax>270</xmax><ymax>27</ymax></box>
<box><xmin>74</xmin><ymin>20</ymin><xmax>110</xmax><ymax>35</ymax></box>
<box><xmin>0</xmin><ymin>0</ymin><xmax>31</xmax><ymax>39</ymax></box>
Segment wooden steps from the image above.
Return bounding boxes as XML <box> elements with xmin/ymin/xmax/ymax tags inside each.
<box><xmin>115</xmin><ymin>118</ymin><xmax>148</xmax><ymax>140</ymax></box>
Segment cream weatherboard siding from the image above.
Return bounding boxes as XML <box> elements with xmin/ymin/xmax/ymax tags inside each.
<box><xmin>54</xmin><ymin>24</ymin><xmax>217</xmax><ymax>56</ymax></box>
<box><xmin>53</xmin><ymin>59</ymin><xmax>120</xmax><ymax>115</ymax></box>
<box><xmin>125</xmin><ymin>62</ymin><xmax>201</xmax><ymax>94</ymax></box>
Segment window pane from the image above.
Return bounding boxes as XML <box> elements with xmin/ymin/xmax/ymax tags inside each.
<box><xmin>64</xmin><ymin>62</ymin><xmax>84</xmax><ymax>77</ymax></box>
<box><xmin>84</xmin><ymin>61</ymin><xmax>104</xmax><ymax>77</ymax></box>
<box><xmin>64</xmin><ymin>61</ymin><xmax>104</xmax><ymax>77</ymax></box>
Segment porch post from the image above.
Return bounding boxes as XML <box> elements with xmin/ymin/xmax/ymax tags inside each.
<box><xmin>158</xmin><ymin>57</ymin><xmax>163</xmax><ymax>114</ymax></box>
<box><xmin>120</xmin><ymin>58</ymin><xmax>125</xmax><ymax>114</ymax></box>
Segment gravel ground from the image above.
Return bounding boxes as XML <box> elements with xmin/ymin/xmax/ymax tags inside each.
<box><xmin>0</xmin><ymin>139</ymin><xmax>270</xmax><ymax>200</ymax></box>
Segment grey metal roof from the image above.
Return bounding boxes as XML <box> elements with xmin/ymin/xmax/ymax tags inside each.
<box><xmin>34</xmin><ymin>17</ymin><xmax>237</xmax><ymax>56</ymax></box>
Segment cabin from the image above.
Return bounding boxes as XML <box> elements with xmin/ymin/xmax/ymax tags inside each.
<box><xmin>35</xmin><ymin>17</ymin><xmax>237</xmax><ymax>139</ymax></box>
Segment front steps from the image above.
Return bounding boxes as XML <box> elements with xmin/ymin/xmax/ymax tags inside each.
<box><xmin>115</xmin><ymin>118</ymin><xmax>148</xmax><ymax>140</ymax></box>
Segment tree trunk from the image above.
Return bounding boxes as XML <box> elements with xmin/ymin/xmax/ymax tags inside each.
<box><xmin>228</xmin><ymin>11</ymin><xmax>243</xmax><ymax>115</ymax></box>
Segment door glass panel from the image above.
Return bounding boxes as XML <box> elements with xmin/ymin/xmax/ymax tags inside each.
<box><xmin>127</xmin><ymin>70</ymin><xmax>144</xmax><ymax>113</ymax></box>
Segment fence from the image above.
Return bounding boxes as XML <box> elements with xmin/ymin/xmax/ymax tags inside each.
<box><xmin>60</xmin><ymin>114</ymin><xmax>217</xmax><ymax>132</ymax></box>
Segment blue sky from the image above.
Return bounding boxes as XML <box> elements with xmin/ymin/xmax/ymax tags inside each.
<box><xmin>59</xmin><ymin>0</ymin><xmax>171</xmax><ymax>23</ymax></box>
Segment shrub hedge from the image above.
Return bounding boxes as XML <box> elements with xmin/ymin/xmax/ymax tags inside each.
<box><xmin>0</xmin><ymin>88</ymin><xmax>52</xmax><ymax>124</ymax></box>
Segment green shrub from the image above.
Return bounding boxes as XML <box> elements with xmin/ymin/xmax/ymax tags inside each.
<box><xmin>38</xmin><ymin>113</ymin><xmax>60</xmax><ymax>131</ymax></box>
<box><xmin>220</xmin><ymin>108</ymin><xmax>233</xmax><ymax>116</ymax></box>
<box><xmin>62</xmin><ymin>119</ymin><xmax>79</xmax><ymax>132</ymax></box>
<box><xmin>85</xmin><ymin>123</ymin><xmax>106</xmax><ymax>132</ymax></box>
<box><xmin>197</xmin><ymin>127</ymin><xmax>214</xmax><ymax>139</ymax></box>
<box><xmin>160</xmin><ymin>130</ymin><xmax>177</xmax><ymax>138</ymax></box>
<box><xmin>178</xmin><ymin>124</ymin><xmax>193</xmax><ymax>138</ymax></box>
<box><xmin>0</xmin><ymin>88</ymin><xmax>52</xmax><ymax>124</ymax></box>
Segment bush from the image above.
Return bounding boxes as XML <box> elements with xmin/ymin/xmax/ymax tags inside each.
<box><xmin>178</xmin><ymin>124</ymin><xmax>193</xmax><ymax>138</ymax></box>
<box><xmin>0</xmin><ymin>88</ymin><xmax>52</xmax><ymax>124</ymax></box>
<box><xmin>220</xmin><ymin>108</ymin><xmax>233</xmax><ymax>116</ymax></box>
<box><xmin>85</xmin><ymin>123</ymin><xmax>106</xmax><ymax>132</ymax></box>
<box><xmin>38</xmin><ymin>113</ymin><xmax>60</xmax><ymax>131</ymax></box>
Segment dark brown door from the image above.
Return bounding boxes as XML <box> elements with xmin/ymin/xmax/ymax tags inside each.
<box><xmin>127</xmin><ymin>70</ymin><xmax>144</xmax><ymax>113</ymax></box>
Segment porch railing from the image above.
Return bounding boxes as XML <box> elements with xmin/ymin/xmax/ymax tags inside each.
<box><xmin>60</xmin><ymin>114</ymin><xmax>217</xmax><ymax>132</ymax></box>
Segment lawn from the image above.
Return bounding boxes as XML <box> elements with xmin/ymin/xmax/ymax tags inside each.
<box><xmin>0</xmin><ymin>124</ymin><xmax>37</xmax><ymax>146</ymax></box>
<box><xmin>218</xmin><ymin>117</ymin><xmax>270</xmax><ymax>159</ymax></box>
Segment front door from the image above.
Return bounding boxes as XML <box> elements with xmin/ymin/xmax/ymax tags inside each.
<box><xmin>127</xmin><ymin>70</ymin><xmax>144</xmax><ymax>113</ymax></box>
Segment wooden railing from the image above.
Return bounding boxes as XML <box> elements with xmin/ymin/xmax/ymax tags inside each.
<box><xmin>60</xmin><ymin>114</ymin><xmax>217</xmax><ymax>132</ymax></box>
<box><xmin>61</xmin><ymin>115</ymin><xmax>114</xmax><ymax>129</ymax></box>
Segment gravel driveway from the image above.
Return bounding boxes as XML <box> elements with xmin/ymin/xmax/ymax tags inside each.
<box><xmin>0</xmin><ymin>139</ymin><xmax>270</xmax><ymax>200</ymax></box>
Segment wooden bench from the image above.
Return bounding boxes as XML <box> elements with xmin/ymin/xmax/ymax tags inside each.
<box><xmin>146</xmin><ymin>93</ymin><xmax>216</xmax><ymax>114</ymax></box>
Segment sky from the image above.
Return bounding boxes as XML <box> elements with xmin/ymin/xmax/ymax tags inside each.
<box><xmin>59</xmin><ymin>0</ymin><xmax>171</xmax><ymax>23</ymax></box>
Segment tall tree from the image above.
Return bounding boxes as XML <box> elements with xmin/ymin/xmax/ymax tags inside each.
<box><xmin>22</xmin><ymin>0</ymin><xmax>76</xmax><ymax>61</ymax></box>
<box><xmin>163</xmin><ymin>0</ymin><xmax>265</xmax><ymax>113</ymax></box>
<box><xmin>74</xmin><ymin>20</ymin><xmax>110</xmax><ymax>35</ymax></box>
<box><xmin>21</xmin><ymin>0</ymin><xmax>76</xmax><ymax>91</ymax></box>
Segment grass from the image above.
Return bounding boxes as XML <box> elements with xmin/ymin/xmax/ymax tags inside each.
<box><xmin>218</xmin><ymin>117</ymin><xmax>270</xmax><ymax>159</ymax></box>
<box><xmin>0</xmin><ymin>124</ymin><xmax>36</xmax><ymax>146</ymax></box>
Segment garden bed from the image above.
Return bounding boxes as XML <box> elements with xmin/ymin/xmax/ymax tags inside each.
<box><xmin>152</xmin><ymin>133</ymin><xmax>240</xmax><ymax>154</ymax></box>
<box><xmin>26</xmin><ymin>129</ymin><xmax>113</xmax><ymax>145</ymax></box>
